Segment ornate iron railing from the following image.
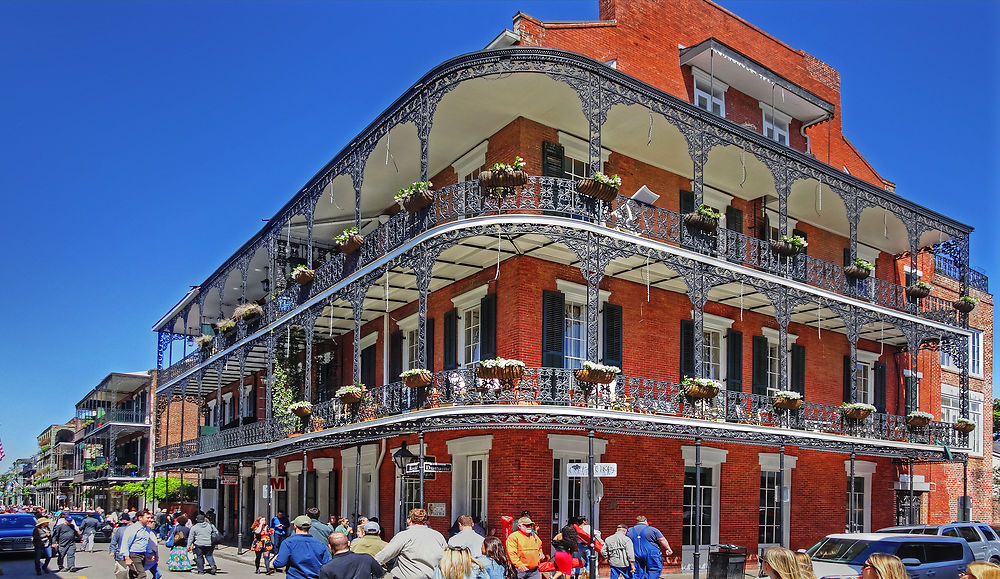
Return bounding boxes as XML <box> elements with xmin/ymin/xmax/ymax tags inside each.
<box><xmin>154</xmin><ymin>368</ymin><xmax>971</xmax><ymax>462</ymax></box>
<box><xmin>81</xmin><ymin>408</ymin><xmax>150</xmax><ymax>436</ymax></box>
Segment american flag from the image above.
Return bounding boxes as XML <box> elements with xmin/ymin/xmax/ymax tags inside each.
<box><xmin>0</xmin><ymin>435</ymin><xmax>5</xmax><ymax>462</ymax></box>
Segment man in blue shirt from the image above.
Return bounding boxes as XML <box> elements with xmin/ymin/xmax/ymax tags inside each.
<box><xmin>121</xmin><ymin>510</ymin><xmax>156</xmax><ymax>579</ymax></box>
<box><xmin>272</xmin><ymin>510</ymin><xmax>289</xmax><ymax>553</ymax></box>
<box><xmin>626</xmin><ymin>516</ymin><xmax>672</xmax><ymax>579</ymax></box>
<box><xmin>274</xmin><ymin>515</ymin><xmax>332</xmax><ymax>579</ymax></box>
<box><xmin>109</xmin><ymin>514</ymin><xmax>131</xmax><ymax>579</ymax></box>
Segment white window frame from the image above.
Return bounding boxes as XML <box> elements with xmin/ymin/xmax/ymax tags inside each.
<box><xmin>397</xmin><ymin>313</ymin><xmax>421</xmax><ymax>371</ymax></box>
<box><xmin>941</xmin><ymin>385</ymin><xmax>984</xmax><ymax>457</ymax></box>
<box><xmin>903</xmin><ymin>369</ymin><xmax>923</xmax><ymax>410</ymax></box>
<box><xmin>691</xmin><ymin>67</ymin><xmax>727</xmax><ymax>117</ymax></box>
<box><xmin>759</xmin><ymin>103</ymin><xmax>792</xmax><ymax>146</ymax></box>
<box><xmin>843</xmin><ymin>460</ymin><xmax>876</xmax><ymax>532</ymax></box>
<box><xmin>855</xmin><ymin>350</ymin><xmax>881</xmax><ymax>406</ymax></box>
<box><xmin>760</xmin><ymin>328</ymin><xmax>798</xmax><ymax>395</ymax></box>
<box><xmin>240</xmin><ymin>383</ymin><xmax>254</xmax><ymax>418</ymax></box>
<box><xmin>453</xmin><ymin>141</ymin><xmax>488</xmax><ymax>182</ymax></box>
<box><xmin>941</xmin><ymin>331</ymin><xmax>984</xmax><ymax>379</ymax></box>
<box><xmin>222</xmin><ymin>392</ymin><xmax>234</xmax><ymax>424</ymax></box>
<box><xmin>340</xmin><ymin>445</ymin><xmax>380</xmax><ymax>520</ymax></box>
<box><xmin>680</xmin><ymin>445</ymin><xmax>728</xmax><ymax>570</ymax></box>
<box><xmin>558</xmin><ymin>280</ymin><xmax>611</xmax><ymax>369</ymax></box>
<box><xmin>391</xmin><ymin>443</ymin><xmax>425</xmax><ymax>531</ymax></box>
<box><xmin>558</xmin><ymin>132</ymin><xmax>610</xmax><ymax>178</ymax></box>
<box><xmin>447</xmin><ymin>435</ymin><xmax>493</xmax><ymax>526</ymax></box>
<box><xmin>453</xmin><ymin>286</ymin><xmax>488</xmax><ymax>367</ymax></box>
<box><xmin>549</xmin><ymin>434</ymin><xmax>607</xmax><ymax>535</ymax></box>
<box><xmin>758</xmin><ymin>453</ymin><xmax>797</xmax><ymax>548</ymax></box>
<box><xmin>700</xmin><ymin>313</ymin><xmax>733</xmax><ymax>382</ymax></box>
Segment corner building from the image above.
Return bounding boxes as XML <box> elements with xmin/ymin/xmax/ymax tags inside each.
<box><xmin>152</xmin><ymin>0</ymin><xmax>993</xmax><ymax>566</ymax></box>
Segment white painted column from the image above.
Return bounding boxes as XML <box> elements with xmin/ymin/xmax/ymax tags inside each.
<box><xmin>254</xmin><ymin>460</ymin><xmax>269</xmax><ymax>518</ymax></box>
<box><xmin>313</xmin><ymin>458</ymin><xmax>336</xmax><ymax>519</ymax></box>
<box><xmin>285</xmin><ymin>460</ymin><xmax>303</xmax><ymax>518</ymax></box>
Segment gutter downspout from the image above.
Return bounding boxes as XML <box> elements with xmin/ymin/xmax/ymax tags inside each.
<box><xmin>801</xmin><ymin>112</ymin><xmax>833</xmax><ymax>155</ymax></box>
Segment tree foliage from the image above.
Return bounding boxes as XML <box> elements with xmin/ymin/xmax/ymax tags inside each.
<box><xmin>271</xmin><ymin>362</ymin><xmax>301</xmax><ymax>430</ymax></box>
<box><xmin>111</xmin><ymin>476</ymin><xmax>195</xmax><ymax>502</ymax></box>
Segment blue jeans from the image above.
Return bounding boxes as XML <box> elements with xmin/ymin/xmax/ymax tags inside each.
<box><xmin>610</xmin><ymin>566</ymin><xmax>633</xmax><ymax>579</ymax></box>
<box><xmin>193</xmin><ymin>545</ymin><xmax>217</xmax><ymax>573</ymax></box>
<box><xmin>34</xmin><ymin>546</ymin><xmax>51</xmax><ymax>573</ymax></box>
<box><xmin>635</xmin><ymin>555</ymin><xmax>662</xmax><ymax>579</ymax></box>
<box><xmin>575</xmin><ymin>544</ymin><xmax>591</xmax><ymax>577</ymax></box>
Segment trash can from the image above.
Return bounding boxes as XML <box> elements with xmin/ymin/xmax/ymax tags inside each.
<box><xmin>708</xmin><ymin>544</ymin><xmax>747</xmax><ymax>579</ymax></box>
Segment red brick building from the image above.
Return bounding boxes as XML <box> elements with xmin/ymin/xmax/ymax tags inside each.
<box><xmin>152</xmin><ymin>0</ymin><xmax>993</xmax><ymax>567</ymax></box>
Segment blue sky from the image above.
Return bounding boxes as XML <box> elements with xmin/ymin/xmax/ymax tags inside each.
<box><xmin>0</xmin><ymin>1</ymin><xmax>996</xmax><ymax>473</ymax></box>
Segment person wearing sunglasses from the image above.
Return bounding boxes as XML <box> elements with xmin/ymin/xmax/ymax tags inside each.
<box><xmin>860</xmin><ymin>553</ymin><xmax>907</xmax><ymax>579</ymax></box>
<box><xmin>505</xmin><ymin>517</ymin><xmax>546</xmax><ymax>579</ymax></box>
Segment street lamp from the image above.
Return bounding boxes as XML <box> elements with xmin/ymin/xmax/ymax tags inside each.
<box><xmin>392</xmin><ymin>443</ymin><xmax>415</xmax><ymax>531</ymax></box>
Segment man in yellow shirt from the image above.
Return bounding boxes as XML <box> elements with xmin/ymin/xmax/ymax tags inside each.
<box><xmin>505</xmin><ymin>517</ymin><xmax>546</xmax><ymax>579</ymax></box>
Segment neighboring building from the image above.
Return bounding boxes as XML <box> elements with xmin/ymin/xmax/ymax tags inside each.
<box><xmin>151</xmin><ymin>0</ymin><xmax>992</xmax><ymax>563</ymax></box>
<box><xmin>74</xmin><ymin>372</ymin><xmax>153</xmax><ymax>512</ymax></box>
<box><xmin>31</xmin><ymin>422</ymin><xmax>78</xmax><ymax>511</ymax></box>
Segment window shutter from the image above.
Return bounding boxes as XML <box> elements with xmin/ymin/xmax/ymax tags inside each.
<box><xmin>680</xmin><ymin>190</ymin><xmax>695</xmax><ymax>215</ymax></box>
<box><xmin>541</xmin><ymin>290</ymin><xmax>565</xmax><ymax>368</ymax></box>
<box><xmin>603</xmin><ymin>303</ymin><xmax>623</xmax><ymax>370</ymax></box>
<box><xmin>426</xmin><ymin>318</ymin><xmax>435</xmax><ymax>372</ymax></box>
<box><xmin>389</xmin><ymin>331</ymin><xmax>403</xmax><ymax>382</ymax></box>
<box><xmin>874</xmin><ymin>362</ymin><xmax>887</xmax><ymax>413</ymax></box>
<box><xmin>843</xmin><ymin>248</ymin><xmax>852</xmax><ymax>267</ymax></box>
<box><xmin>542</xmin><ymin>141</ymin><xmax>566</xmax><ymax>178</ymax></box>
<box><xmin>443</xmin><ymin>308</ymin><xmax>458</xmax><ymax>370</ymax></box>
<box><xmin>679</xmin><ymin>319</ymin><xmax>694</xmax><ymax>381</ymax></box>
<box><xmin>905</xmin><ymin>376</ymin><xmax>918</xmax><ymax>415</ymax></box>
<box><xmin>752</xmin><ymin>336</ymin><xmax>769</xmax><ymax>396</ymax></box>
<box><xmin>843</xmin><ymin>355</ymin><xmax>851</xmax><ymax>404</ymax></box>
<box><xmin>725</xmin><ymin>329</ymin><xmax>742</xmax><ymax>391</ymax></box>
<box><xmin>760</xmin><ymin>210</ymin><xmax>771</xmax><ymax>241</ymax></box>
<box><xmin>480</xmin><ymin>293</ymin><xmax>497</xmax><ymax>360</ymax></box>
<box><xmin>790</xmin><ymin>344</ymin><xmax>805</xmax><ymax>396</ymax></box>
<box><xmin>361</xmin><ymin>345</ymin><xmax>376</xmax><ymax>387</ymax></box>
<box><xmin>725</xmin><ymin>206</ymin><xmax>743</xmax><ymax>233</ymax></box>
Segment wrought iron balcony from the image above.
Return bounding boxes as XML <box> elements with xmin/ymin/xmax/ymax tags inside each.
<box><xmin>81</xmin><ymin>408</ymin><xmax>150</xmax><ymax>437</ymax></box>
<box><xmin>83</xmin><ymin>464</ymin><xmax>146</xmax><ymax>481</ymax></box>
<box><xmin>154</xmin><ymin>367</ymin><xmax>971</xmax><ymax>464</ymax></box>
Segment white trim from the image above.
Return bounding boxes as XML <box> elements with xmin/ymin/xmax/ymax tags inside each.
<box><xmin>681</xmin><ymin>446</ymin><xmax>727</xmax><ymax>569</ymax></box>
<box><xmin>700</xmin><ymin>186</ymin><xmax>732</xmax><ymax>216</ymax></box>
<box><xmin>222</xmin><ymin>392</ymin><xmax>234</xmax><ymax>402</ymax></box>
<box><xmin>340</xmin><ymin>445</ymin><xmax>379</xmax><ymax>520</ymax></box>
<box><xmin>284</xmin><ymin>460</ymin><xmax>304</xmax><ymax>475</ymax></box>
<box><xmin>699</xmin><ymin>312</ymin><xmax>735</xmax><ymax>332</ymax></box>
<box><xmin>758</xmin><ymin>453</ymin><xmax>796</xmax><ymax>547</ymax></box>
<box><xmin>550</xmin><ymin>435</ymin><xmax>608</xmax><ymax>531</ymax></box>
<box><xmin>548</xmin><ymin>433</ymin><xmax>609</xmax><ymax>455</ymax></box>
<box><xmin>903</xmin><ymin>266</ymin><xmax>924</xmax><ymax>278</ymax></box>
<box><xmin>856</xmin><ymin>245</ymin><xmax>879</xmax><ymax>265</ymax></box>
<box><xmin>757</xmin><ymin>453</ymin><xmax>798</xmax><ymax>472</ymax></box>
<box><xmin>397</xmin><ymin>312</ymin><xmax>419</xmax><ymax>333</ymax></box>
<box><xmin>207</xmin><ymin>399</ymin><xmax>217</xmax><ymax>409</ymax></box>
<box><xmin>447</xmin><ymin>435</ymin><xmax>494</xmax><ymax>456</ymax></box>
<box><xmin>447</xmin><ymin>435</ymin><xmax>493</xmax><ymax>525</ymax></box>
<box><xmin>453</xmin><ymin>141</ymin><xmax>488</xmax><ymax>180</ymax></box>
<box><xmin>681</xmin><ymin>446</ymin><xmax>728</xmax><ymax>465</ymax></box>
<box><xmin>360</xmin><ymin>331</ymin><xmax>378</xmax><ymax>351</ymax></box>
<box><xmin>843</xmin><ymin>459</ymin><xmax>876</xmax><ymax>532</ymax></box>
<box><xmin>691</xmin><ymin>67</ymin><xmax>730</xmax><ymax>91</ymax></box>
<box><xmin>558</xmin><ymin>131</ymin><xmax>611</xmax><ymax>165</ymax></box>
<box><xmin>557</xmin><ymin>279</ymin><xmax>611</xmax><ymax>304</ymax></box>
<box><xmin>757</xmin><ymin>102</ymin><xmax>793</xmax><ymax>125</ymax></box>
<box><xmin>760</xmin><ymin>327</ymin><xmax>798</xmax><ymax>345</ymax></box>
<box><xmin>452</xmin><ymin>285</ymin><xmax>488</xmax><ymax>311</ymax></box>
<box><xmin>856</xmin><ymin>350</ymin><xmax>881</xmax><ymax>365</ymax></box>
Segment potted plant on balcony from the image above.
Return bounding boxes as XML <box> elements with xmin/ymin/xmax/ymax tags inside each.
<box><xmin>684</xmin><ymin>204</ymin><xmax>721</xmax><ymax>234</ymax></box>
<box><xmin>288</xmin><ymin>401</ymin><xmax>313</xmax><ymax>419</ymax></box>
<box><xmin>574</xmin><ymin>361</ymin><xmax>620</xmax><ymax>385</ymax></box>
<box><xmin>681</xmin><ymin>376</ymin><xmax>721</xmax><ymax>400</ymax></box>
<box><xmin>844</xmin><ymin>258</ymin><xmax>875</xmax><ymax>280</ymax></box>
<box><xmin>905</xmin><ymin>280</ymin><xmax>932</xmax><ymax>299</ymax></box>
<box><xmin>841</xmin><ymin>402</ymin><xmax>876</xmax><ymax>421</ymax></box>
<box><xmin>216</xmin><ymin>318</ymin><xmax>236</xmax><ymax>333</ymax></box>
<box><xmin>479</xmin><ymin>156</ymin><xmax>527</xmax><ymax>197</ymax></box>
<box><xmin>334</xmin><ymin>226</ymin><xmax>364</xmax><ymax>254</ymax></box>
<box><xmin>233</xmin><ymin>302</ymin><xmax>263</xmax><ymax>322</ymax></box>
<box><xmin>290</xmin><ymin>264</ymin><xmax>314</xmax><ymax>285</ymax></box>
<box><xmin>395</xmin><ymin>181</ymin><xmax>434</xmax><ymax>213</ymax></box>
<box><xmin>576</xmin><ymin>172</ymin><xmax>621</xmax><ymax>203</ymax></box>
<box><xmin>906</xmin><ymin>410</ymin><xmax>934</xmax><ymax>428</ymax></box>
<box><xmin>770</xmin><ymin>234</ymin><xmax>808</xmax><ymax>257</ymax></box>
<box><xmin>772</xmin><ymin>390</ymin><xmax>803</xmax><ymax>411</ymax></box>
<box><xmin>953</xmin><ymin>417</ymin><xmax>976</xmax><ymax>434</ymax></box>
<box><xmin>335</xmin><ymin>383</ymin><xmax>367</xmax><ymax>404</ymax></box>
<box><xmin>953</xmin><ymin>295</ymin><xmax>977</xmax><ymax>313</ymax></box>
<box><xmin>400</xmin><ymin>368</ymin><xmax>433</xmax><ymax>389</ymax></box>
<box><xmin>194</xmin><ymin>335</ymin><xmax>214</xmax><ymax>351</ymax></box>
<box><xmin>475</xmin><ymin>357</ymin><xmax>526</xmax><ymax>382</ymax></box>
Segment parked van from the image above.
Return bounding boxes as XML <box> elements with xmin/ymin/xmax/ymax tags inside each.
<box><xmin>876</xmin><ymin>522</ymin><xmax>1000</xmax><ymax>564</ymax></box>
<box><xmin>807</xmin><ymin>533</ymin><xmax>973</xmax><ymax>579</ymax></box>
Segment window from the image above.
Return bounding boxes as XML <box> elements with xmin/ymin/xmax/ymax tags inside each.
<box><xmin>341</xmin><ymin>446</ymin><xmax>378</xmax><ymax>521</ymax></box>
<box><xmin>760</xmin><ymin>104</ymin><xmax>791</xmax><ymax>146</ymax></box>
<box><xmin>241</xmin><ymin>385</ymin><xmax>254</xmax><ymax>418</ymax></box>
<box><xmin>760</xmin><ymin>328</ymin><xmax>797</xmax><ymax>396</ymax></box>
<box><xmin>564</xmin><ymin>302</ymin><xmax>586</xmax><ymax>369</ymax></box>
<box><xmin>549</xmin><ymin>435</ymin><xmax>607</xmax><ymax>538</ymax></box>
<box><xmin>759</xmin><ymin>471</ymin><xmax>781</xmax><ymax>545</ymax></box>
<box><xmin>392</xmin><ymin>445</ymin><xmax>427</xmax><ymax>531</ymax></box>
<box><xmin>846</xmin><ymin>476</ymin><xmax>864</xmax><ymax>532</ymax></box>
<box><xmin>680</xmin><ymin>446</ymin><xmax>727</xmax><ymax>569</ymax></box>
<box><xmin>454</xmin><ymin>141</ymin><xmax>487</xmax><ymax>182</ymax></box>
<box><xmin>702</xmin><ymin>330</ymin><xmax>722</xmax><ymax>380</ymax></box>
<box><xmin>407</xmin><ymin>330</ymin><xmax>419</xmax><ymax>371</ymax></box>
<box><xmin>452</xmin><ymin>286</ymin><xmax>488</xmax><ymax>367</ymax></box>
<box><xmin>558</xmin><ymin>132</ymin><xmax>609</xmax><ymax>179</ymax></box>
<box><xmin>941</xmin><ymin>385</ymin><xmax>983</xmax><ymax>455</ymax></box>
<box><xmin>941</xmin><ymin>331</ymin><xmax>983</xmax><ymax>378</ymax></box>
<box><xmin>844</xmin><ymin>460</ymin><xmax>876</xmax><ymax>532</ymax></box>
<box><xmin>448</xmin><ymin>436</ymin><xmax>492</xmax><ymax>528</ymax></box>
<box><xmin>692</xmin><ymin>68</ymin><xmax>726</xmax><ymax>116</ymax></box>
<box><xmin>854</xmin><ymin>351</ymin><xmax>880</xmax><ymax>406</ymax></box>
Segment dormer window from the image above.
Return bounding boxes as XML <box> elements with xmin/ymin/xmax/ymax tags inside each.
<box><xmin>692</xmin><ymin>67</ymin><xmax>727</xmax><ymax>117</ymax></box>
<box><xmin>760</xmin><ymin>104</ymin><xmax>791</xmax><ymax>146</ymax></box>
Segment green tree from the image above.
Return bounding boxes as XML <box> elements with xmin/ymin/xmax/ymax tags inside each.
<box><xmin>271</xmin><ymin>362</ymin><xmax>301</xmax><ymax>430</ymax></box>
<box><xmin>112</xmin><ymin>476</ymin><xmax>195</xmax><ymax>503</ymax></box>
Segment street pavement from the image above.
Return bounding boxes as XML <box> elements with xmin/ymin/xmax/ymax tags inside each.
<box><xmin>0</xmin><ymin>542</ymin><xmax>266</xmax><ymax>578</ymax></box>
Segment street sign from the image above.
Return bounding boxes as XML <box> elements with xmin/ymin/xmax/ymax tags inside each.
<box><xmin>261</xmin><ymin>485</ymin><xmax>270</xmax><ymax>499</ymax></box>
<box><xmin>220</xmin><ymin>476</ymin><xmax>238</xmax><ymax>485</ymax></box>
<box><xmin>219</xmin><ymin>464</ymin><xmax>239</xmax><ymax>477</ymax></box>
<box><xmin>566</xmin><ymin>463</ymin><xmax>617</xmax><ymax>477</ymax></box>
<box><xmin>56</xmin><ymin>495</ymin><xmax>66</xmax><ymax>500</ymax></box>
<box><xmin>405</xmin><ymin>462</ymin><xmax>452</xmax><ymax>475</ymax></box>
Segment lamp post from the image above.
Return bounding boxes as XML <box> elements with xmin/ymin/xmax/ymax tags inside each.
<box><xmin>392</xmin><ymin>442</ymin><xmax>415</xmax><ymax>532</ymax></box>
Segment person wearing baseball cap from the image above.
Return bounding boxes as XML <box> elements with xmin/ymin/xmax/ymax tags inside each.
<box><xmin>351</xmin><ymin>521</ymin><xmax>388</xmax><ymax>557</ymax></box>
<box><xmin>273</xmin><ymin>515</ymin><xmax>331</xmax><ymax>579</ymax></box>
<box><xmin>506</xmin><ymin>517</ymin><xmax>546</xmax><ymax>579</ymax></box>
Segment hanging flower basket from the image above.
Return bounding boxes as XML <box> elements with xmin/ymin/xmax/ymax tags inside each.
<box><xmin>233</xmin><ymin>303</ymin><xmax>263</xmax><ymax>322</ymax></box>
<box><xmin>479</xmin><ymin>169</ymin><xmax>528</xmax><ymax>190</ymax></box>
<box><xmin>905</xmin><ymin>283</ymin><xmax>932</xmax><ymax>299</ymax></box>
<box><xmin>335</xmin><ymin>383</ymin><xmax>366</xmax><ymax>403</ymax></box>
<box><xmin>402</xmin><ymin>189</ymin><xmax>434</xmax><ymax>212</ymax></box>
<box><xmin>576</xmin><ymin>174</ymin><xmax>620</xmax><ymax>203</ymax></box>
<box><xmin>681</xmin><ymin>377</ymin><xmax>720</xmax><ymax>400</ymax></box>
<box><xmin>772</xmin><ymin>391</ymin><xmax>803</xmax><ymax>411</ymax></box>
<box><xmin>289</xmin><ymin>402</ymin><xmax>312</xmax><ymax>419</ymax></box>
<box><xmin>841</xmin><ymin>403</ymin><xmax>875</xmax><ymax>421</ymax></box>
<box><xmin>953</xmin><ymin>297</ymin><xmax>977</xmax><ymax>313</ymax></box>
<box><xmin>401</xmin><ymin>370</ymin><xmax>433</xmax><ymax>389</ymax></box>
<box><xmin>292</xmin><ymin>266</ymin><xmax>314</xmax><ymax>285</ymax></box>
<box><xmin>194</xmin><ymin>335</ymin><xmax>213</xmax><ymax>351</ymax></box>
<box><xmin>906</xmin><ymin>411</ymin><xmax>933</xmax><ymax>428</ymax></box>
<box><xmin>339</xmin><ymin>392</ymin><xmax>363</xmax><ymax>404</ymax></box>
<box><xmin>683</xmin><ymin>212</ymin><xmax>718</xmax><ymax>233</ymax></box>
<box><xmin>844</xmin><ymin>265</ymin><xmax>872</xmax><ymax>280</ymax></box>
<box><xmin>954</xmin><ymin>420</ymin><xmax>976</xmax><ymax>434</ymax></box>
<box><xmin>574</xmin><ymin>369</ymin><xmax>617</xmax><ymax>384</ymax></box>
<box><xmin>770</xmin><ymin>240</ymin><xmax>802</xmax><ymax>257</ymax></box>
<box><xmin>336</xmin><ymin>234</ymin><xmax>364</xmax><ymax>255</ymax></box>
<box><xmin>476</xmin><ymin>359</ymin><xmax>525</xmax><ymax>382</ymax></box>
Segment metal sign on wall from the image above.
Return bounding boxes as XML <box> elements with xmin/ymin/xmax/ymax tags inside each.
<box><xmin>566</xmin><ymin>463</ymin><xmax>618</xmax><ymax>477</ymax></box>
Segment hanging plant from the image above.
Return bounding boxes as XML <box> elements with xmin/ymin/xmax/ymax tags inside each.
<box><xmin>233</xmin><ymin>303</ymin><xmax>263</xmax><ymax>321</ymax></box>
<box><xmin>194</xmin><ymin>335</ymin><xmax>214</xmax><ymax>350</ymax></box>
<box><xmin>334</xmin><ymin>226</ymin><xmax>364</xmax><ymax>254</ymax></box>
<box><xmin>577</xmin><ymin>172</ymin><xmax>621</xmax><ymax>203</ymax></box>
<box><xmin>291</xmin><ymin>264</ymin><xmax>315</xmax><ymax>285</ymax></box>
<box><xmin>771</xmin><ymin>390</ymin><xmax>803</xmax><ymax>411</ymax></box>
<box><xmin>905</xmin><ymin>280</ymin><xmax>932</xmax><ymax>299</ymax></box>
<box><xmin>574</xmin><ymin>361</ymin><xmax>621</xmax><ymax>384</ymax></box>
<box><xmin>335</xmin><ymin>383</ymin><xmax>367</xmax><ymax>404</ymax></box>
<box><xmin>684</xmin><ymin>204</ymin><xmax>721</xmax><ymax>233</ymax></box>
<box><xmin>770</xmin><ymin>234</ymin><xmax>808</xmax><ymax>256</ymax></box>
<box><xmin>288</xmin><ymin>401</ymin><xmax>313</xmax><ymax>418</ymax></box>
<box><xmin>954</xmin><ymin>418</ymin><xmax>976</xmax><ymax>434</ymax></box>
<box><xmin>953</xmin><ymin>295</ymin><xmax>977</xmax><ymax>313</ymax></box>
<box><xmin>841</xmin><ymin>402</ymin><xmax>875</xmax><ymax>421</ymax></box>
<box><xmin>395</xmin><ymin>181</ymin><xmax>434</xmax><ymax>213</ymax></box>
<box><xmin>400</xmin><ymin>368</ymin><xmax>433</xmax><ymax>389</ymax></box>
<box><xmin>906</xmin><ymin>410</ymin><xmax>934</xmax><ymax>428</ymax></box>
<box><xmin>216</xmin><ymin>318</ymin><xmax>236</xmax><ymax>333</ymax></box>
<box><xmin>475</xmin><ymin>358</ymin><xmax>526</xmax><ymax>381</ymax></box>
<box><xmin>479</xmin><ymin>156</ymin><xmax>527</xmax><ymax>197</ymax></box>
<box><xmin>844</xmin><ymin>258</ymin><xmax>875</xmax><ymax>280</ymax></box>
<box><xmin>680</xmin><ymin>376</ymin><xmax>721</xmax><ymax>400</ymax></box>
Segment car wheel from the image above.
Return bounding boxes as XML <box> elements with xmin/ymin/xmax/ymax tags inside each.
<box><xmin>991</xmin><ymin>557</ymin><xmax>1000</xmax><ymax>565</ymax></box>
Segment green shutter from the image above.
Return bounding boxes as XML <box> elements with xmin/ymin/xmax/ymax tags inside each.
<box><xmin>679</xmin><ymin>319</ymin><xmax>694</xmax><ymax>381</ymax></box>
<box><xmin>725</xmin><ymin>329</ymin><xmax>742</xmax><ymax>391</ymax></box>
<box><xmin>874</xmin><ymin>362</ymin><xmax>886</xmax><ymax>412</ymax></box>
<box><xmin>602</xmin><ymin>303</ymin><xmax>623</xmax><ymax>370</ymax></box>
<box><xmin>541</xmin><ymin>290</ymin><xmax>565</xmax><ymax>368</ymax></box>
<box><xmin>752</xmin><ymin>336</ymin><xmax>769</xmax><ymax>396</ymax></box>
<box><xmin>480</xmin><ymin>293</ymin><xmax>497</xmax><ymax>360</ymax></box>
<box><xmin>389</xmin><ymin>331</ymin><xmax>403</xmax><ymax>383</ymax></box>
<box><xmin>791</xmin><ymin>343</ymin><xmax>805</xmax><ymax>396</ymax></box>
<box><xmin>443</xmin><ymin>309</ymin><xmax>458</xmax><ymax>370</ymax></box>
<box><xmin>542</xmin><ymin>141</ymin><xmax>566</xmax><ymax>178</ymax></box>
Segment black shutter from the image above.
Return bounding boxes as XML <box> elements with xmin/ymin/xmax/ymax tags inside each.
<box><xmin>426</xmin><ymin>318</ymin><xmax>435</xmax><ymax>372</ymax></box>
<box><xmin>905</xmin><ymin>375</ymin><xmax>918</xmax><ymax>415</ymax></box>
<box><xmin>443</xmin><ymin>308</ymin><xmax>458</xmax><ymax>370</ymax></box>
<box><xmin>725</xmin><ymin>329</ymin><xmax>742</xmax><ymax>391</ymax></box>
<box><xmin>680</xmin><ymin>190</ymin><xmax>695</xmax><ymax>214</ymax></box>
<box><xmin>843</xmin><ymin>355</ymin><xmax>852</xmax><ymax>404</ymax></box>
<box><xmin>361</xmin><ymin>344</ymin><xmax>376</xmax><ymax>387</ymax></box>
<box><xmin>874</xmin><ymin>362</ymin><xmax>887</xmax><ymax>413</ymax></box>
<box><xmin>843</xmin><ymin>248</ymin><xmax>852</xmax><ymax>267</ymax></box>
<box><xmin>760</xmin><ymin>210</ymin><xmax>771</xmax><ymax>241</ymax></box>
<box><xmin>542</xmin><ymin>141</ymin><xmax>566</xmax><ymax>178</ymax></box>
<box><xmin>791</xmin><ymin>344</ymin><xmax>805</xmax><ymax>396</ymax></box>
<box><xmin>752</xmin><ymin>336</ymin><xmax>769</xmax><ymax>395</ymax></box>
<box><xmin>480</xmin><ymin>293</ymin><xmax>497</xmax><ymax>360</ymax></box>
<box><xmin>541</xmin><ymin>290</ymin><xmax>565</xmax><ymax>368</ymax></box>
<box><xmin>603</xmin><ymin>303</ymin><xmax>623</xmax><ymax>370</ymax></box>
<box><xmin>725</xmin><ymin>206</ymin><xmax>743</xmax><ymax>233</ymax></box>
<box><xmin>389</xmin><ymin>331</ymin><xmax>403</xmax><ymax>382</ymax></box>
<box><xmin>679</xmin><ymin>319</ymin><xmax>694</xmax><ymax>381</ymax></box>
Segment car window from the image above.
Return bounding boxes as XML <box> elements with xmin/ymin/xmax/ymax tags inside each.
<box><xmin>943</xmin><ymin>528</ymin><xmax>959</xmax><ymax>537</ymax></box>
<box><xmin>0</xmin><ymin>516</ymin><xmax>36</xmax><ymax>529</ymax></box>
<box><xmin>923</xmin><ymin>528</ymin><xmax>940</xmax><ymax>535</ymax></box>
<box><xmin>978</xmin><ymin>526</ymin><xmax>999</xmax><ymax>542</ymax></box>
<box><xmin>924</xmin><ymin>542</ymin><xmax>966</xmax><ymax>563</ymax></box>
<box><xmin>807</xmin><ymin>538</ymin><xmax>871</xmax><ymax>562</ymax></box>
<box><xmin>896</xmin><ymin>543</ymin><xmax>926</xmax><ymax>561</ymax></box>
<box><xmin>958</xmin><ymin>527</ymin><xmax>982</xmax><ymax>543</ymax></box>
